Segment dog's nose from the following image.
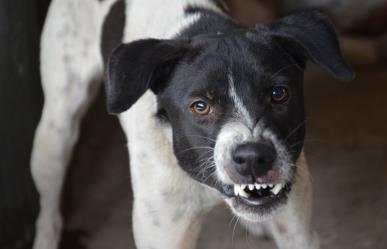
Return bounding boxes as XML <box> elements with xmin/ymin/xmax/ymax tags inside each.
<box><xmin>232</xmin><ymin>142</ymin><xmax>276</xmax><ymax>178</ymax></box>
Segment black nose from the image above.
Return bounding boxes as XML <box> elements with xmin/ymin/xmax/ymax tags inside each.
<box><xmin>232</xmin><ymin>142</ymin><xmax>276</xmax><ymax>177</ymax></box>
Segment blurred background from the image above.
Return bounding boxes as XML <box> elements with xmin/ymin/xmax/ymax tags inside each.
<box><xmin>0</xmin><ymin>0</ymin><xmax>386</xmax><ymax>248</ymax></box>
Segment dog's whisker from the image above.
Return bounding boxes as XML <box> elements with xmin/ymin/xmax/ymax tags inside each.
<box><xmin>202</xmin><ymin>168</ymin><xmax>218</xmax><ymax>184</ymax></box>
<box><xmin>288</xmin><ymin>141</ymin><xmax>306</xmax><ymax>149</ymax></box>
<box><xmin>288</xmin><ymin>138</ymin><xmax>322</xmax><ymax>149</ymax></box>
<box><xmin>183</xmin><ymin>146</ymin><xmax>214</xmax><ymax>151</ymax></box>
<box><xmin>194</xmin><ymin>156</ymin><xmax>214</xmax><ymax>171</ymax></box>
<box><xmin>178</xmin><ymin>146</ymin><xmax>214</xmax><ymax>155</ymax></box>
<box><xmin>231</xmin><ymin>215</ymin><xmax>241</xmax><ymax>245</ymax></box>
<box><xmin>196</xmin><ymin>161</ymin><xmax>215</xmax><ymax>174</ymax></box>
<box><xmin>194</xmin><ymin>157</ymin><xmax>217</xmax><ymax>182</ymax></box>
<box><xmin>229</xmin><ymin>213</ymin><xmax>237</xmax><ymax>227</ymax></box>
<box><xmin>285</xmin><ymin>120</ymin><xmax>306</xmax><ymax>142</ymax></box>
<box><xmin>185</xmin><ymin>134</ymin><xmax>217</xmax><ymax>143</ymax></box>
<box><xmin>196</xmin><ymin>161</ymin><xmax>216</xmax><ymax>180</ymax></box>
<box><xmin>195</xmin><ymin>156</ymin><xmax>214</xmax><ymax>166</ymax></box>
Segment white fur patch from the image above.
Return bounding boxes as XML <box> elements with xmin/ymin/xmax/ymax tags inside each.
<box><xmin>165</xmin><ymin>12</ymin><xmax>202</xmax><ymax>38</ymax></box>
<box><xmin>214</xmin><ymin>121</ymin><xmax>252</xmax><ymax>184</ymax></box>
<box><xmin>228</xmin><ymin>72</ymin><xmax>254</xmax><ymax>128</ymax></box>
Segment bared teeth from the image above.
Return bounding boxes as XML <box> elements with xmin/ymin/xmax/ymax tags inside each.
<box><xmin>234</xmin><ymin>183</ymin><xmax>284</xmax><ymax>197</ymax></box>
<box><xmin>239</xmin><ymin>186</ymin><xmax>250</xmax><ymax>198</ymax></box>
<box><xmin>270</xmin><ymin>184</ymin><xmax>283</xmax><ymax>195</ymax></box>
<box><xmin>234</xmin><ymin>185</ymin><xmax>250</xmax><ymax>198</ymax></box>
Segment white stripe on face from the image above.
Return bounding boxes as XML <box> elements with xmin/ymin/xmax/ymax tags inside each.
<box><xmin>214</xmin><ymin>122</ymin><xmax>252</xmax><ymax>184</ymax></box>
<box><xmin>228</xmin><ymin>72</ymin><xmax>254</xmax><ymax>128</ymax></box>
<box><xmin>213</xmin><ymin>71</ymin><xmax>293</xmax><ymax>185</ymax></box>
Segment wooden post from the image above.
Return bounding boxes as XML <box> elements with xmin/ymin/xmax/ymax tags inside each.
<box><xmin>0</xmin><ymin>0</ymin><xmax>49</xmax><ymax>248</ymax></box>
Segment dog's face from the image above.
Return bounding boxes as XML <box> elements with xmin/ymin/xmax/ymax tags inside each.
<box><xmin>107</xmin><ymin>12</ymin><xmax>353</xmax><ymax>221</ymax></box>
<box><xmin>155</xmin><ymin>35</ymin><xmax>306</xmax><ymax>220</ymax></box>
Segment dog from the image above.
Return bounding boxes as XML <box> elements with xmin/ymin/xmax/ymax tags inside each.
<box><xmin>31</xmin><ymin>0</ymin><xmax>354</xmax><ymax>248</ymax></box>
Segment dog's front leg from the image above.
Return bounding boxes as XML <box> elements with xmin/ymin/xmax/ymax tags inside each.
<box><xmin>131</xmin><ymin>143</ymin><xmax>220</xmax><ymax>249</ymax></box>
<box><xmin>130</xmin><ymin>157</ymin><xmax>221</xmax><ymax>249</ymax></box>
<box><xmin>132</xmin><ymin>196</ymin><xmax>203</xmax><ymax>249</ymax></box>
<box><xmin>268</xmin><ymin>154</ymin><xmax>319</xmax><ymax>249</ymax></box>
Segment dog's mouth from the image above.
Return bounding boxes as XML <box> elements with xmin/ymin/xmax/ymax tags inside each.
<box><xmin>233</xmin><ymin>182</ymin><xmax>289</xmax><ymax>204</ymax></box>
<box><xmin>221</xmin><ymin>181</ymin><xmax>292</xmax><ymax>220</ymax></box>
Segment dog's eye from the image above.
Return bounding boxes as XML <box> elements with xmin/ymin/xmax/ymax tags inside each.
<box><xmin>190</xmin><ymin>100</ymin><xmax>210</xmax><ymax>115</ymax></box>
<box><xmin>271</xmin><ymin>86</ymin><xmax>289</xmax><ymax>103</ymax></box>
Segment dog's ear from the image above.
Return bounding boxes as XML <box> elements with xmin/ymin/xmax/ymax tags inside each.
<box><xmin>261</xmin><ymin>11</ymin><xmax>354</xmax><ymax>81</ymax></box>
<box><xmin>106</xmin><ymin>39</ymin><xmax>187</xmax><ymax>114</ymax></box>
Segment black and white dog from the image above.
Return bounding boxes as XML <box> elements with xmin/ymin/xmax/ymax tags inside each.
<box><xmin>31</xmin><ymin>0</ymin><xmax>353</xmax><ymax>248</ymax></box>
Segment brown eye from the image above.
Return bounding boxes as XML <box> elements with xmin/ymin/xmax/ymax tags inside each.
<box><xmin>191</xmin><ymin>100</ymin><xmax>210</xmax><ymax>115</ymax></box>
<box><xmin>271</xmin><ymin>86</ymin><xmax>289</xmax><ymax>103</ymax></box>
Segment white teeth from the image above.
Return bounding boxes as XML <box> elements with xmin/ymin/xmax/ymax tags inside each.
<box><xmin>234</xmin><ymin>185</ymin><xmax>250</xmax><ymax>198</ymax></box>
<box><xmin>271</xmin><ymin>184</ymin><xmax>283</xmax><ymax>195</ymax></box>
<box><xmin>234</xmin><ymin>185</ymin><xmax>239</xmax><ymax>196</ymax></box>
<box><xmin>234</xmin><ymin>183</ymin><xmax>283</xmax><ymax>198</ymax></box>
<box><xmin>239</xmin><ymin>187</ymin><xmax>250</xmax><ymax>198</ymax></box>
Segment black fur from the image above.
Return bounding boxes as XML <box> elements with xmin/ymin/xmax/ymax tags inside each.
<box><xmin>107</xmin><ymin>39</ymin><xmax>188</xmax><ymax>113</ymax></box>
<box><xmin>262</xmin><ymin>11</ymin><xmax>354</xmax><ymax>80</ymax></box>
<box><xmin>101</xmin><ymin>0</ymin><xmax>126</xmax><ymax>66</ymax></box>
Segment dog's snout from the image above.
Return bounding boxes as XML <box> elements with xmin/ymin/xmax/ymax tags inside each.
<box><xmin>232</xmin><ymin>142</ymin><xmax>276</xmax><ymax>178</ymax></box>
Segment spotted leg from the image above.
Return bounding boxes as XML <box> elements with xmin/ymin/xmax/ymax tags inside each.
<box><xmin>130</xmin><ymin>144</ymin><xmax>223</xmax><ymax>248</ymax></box>
<box><xmin>130</xmin><ymin>162</ymin><xmax>221</xmax><ymax>249</ymax></box>
<box><xmin>31</xmin><ymin>0</ymin><xmax>105</xmax><ymax>248</ymax></box>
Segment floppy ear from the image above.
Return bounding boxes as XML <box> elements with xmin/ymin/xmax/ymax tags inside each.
<box><xmin>106</xmin><ymin>39</ymin><xmax>187</xmax><ymax>114</ymax></box>
<box><xmin>262</xmin><ymin>11</ymin><xmax>354</xmax><ymax>80</ymax></box>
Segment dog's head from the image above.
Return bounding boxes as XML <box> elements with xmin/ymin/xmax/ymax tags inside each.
<box><xmin>106</xmin><ymin>11</ymin><xmax>353</xmax><ymax>221</ymax></box>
